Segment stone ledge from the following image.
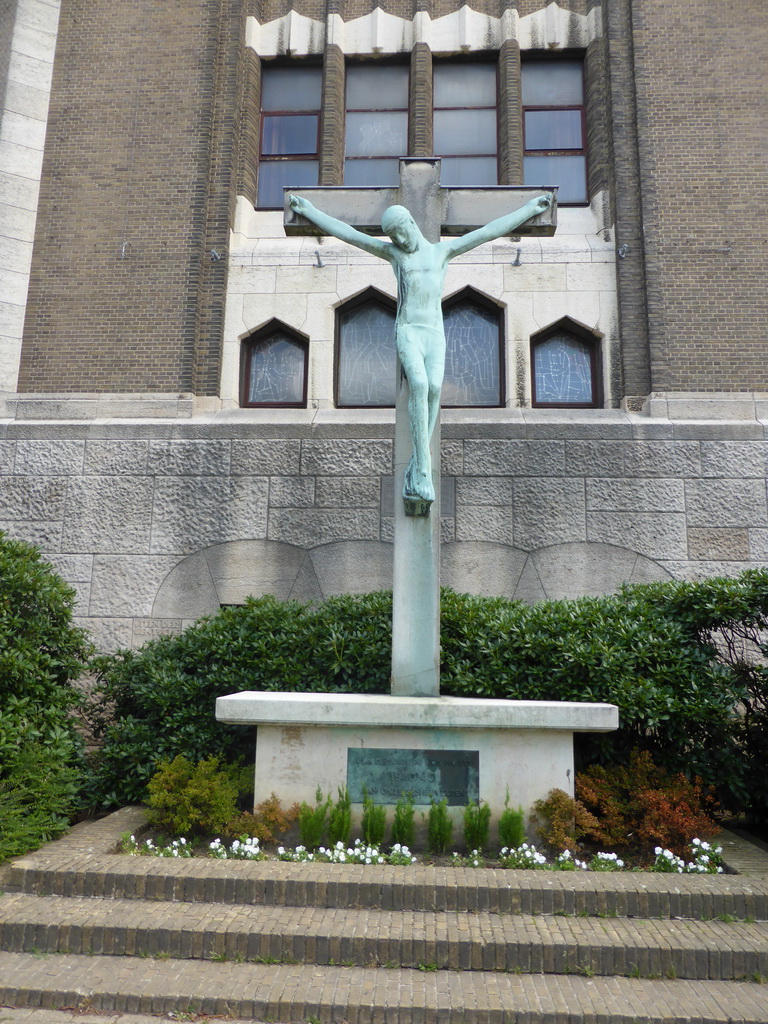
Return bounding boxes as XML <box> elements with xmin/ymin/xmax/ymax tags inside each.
<box><xmin>215</xmin><ymin>691</ymin><xmax>619</xmax><ymax>732</ymax></box>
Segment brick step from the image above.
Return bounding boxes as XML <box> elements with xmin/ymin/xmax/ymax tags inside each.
<box><xmin>1</xmin><ymin>892</ymin><xmax>766</xmax><ymax>982</ymax></box>
<box><xmin>2</xmin><ymin>950</ymin><xmax>768</xmax><ymax>1023</ymax></box>
<box><xmin>7</xmin><ymin>855</ymin><xmax>768</xmax><ymax>920</ymax></box>
<box><xmin>6</xmin><ymin>888</ymin><xmax>768</xmax><ymax>983</ymax></box>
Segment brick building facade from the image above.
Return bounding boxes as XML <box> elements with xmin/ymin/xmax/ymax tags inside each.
<box><xmin>0</xmin><ymin>0</ymin><xmax>766</xmax><ymax>650</ymax></box>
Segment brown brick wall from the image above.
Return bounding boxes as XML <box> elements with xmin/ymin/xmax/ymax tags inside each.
<box><xmin>602</xmin><ymin>0</ymin><xmax>651</xmax><ymax>400</ymax></box>
<box><xmin>19</xmin><ymin>0</ymin><xmax>242</xmax><ymax>395</ymax></box>
<box><xmin>631</xmin><ymin>0</ymin><xmax>768</xmax><ymax>391</ymax></box>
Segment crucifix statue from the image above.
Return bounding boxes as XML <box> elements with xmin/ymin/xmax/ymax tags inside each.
<box><xmin>284</xmin><ymin>159</ymin><xmax>556</xmax><ymax>697</ymax></box>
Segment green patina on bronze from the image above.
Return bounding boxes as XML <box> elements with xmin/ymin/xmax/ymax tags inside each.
<box><xmin>289</xmin><ymin>192</ymin><xmax>552</xmax><ymax>513</ymax></box>
<box><xmin>347</xmin><ymin>747</ymin><xmax>479</xmax><ymax>806</ymax></box>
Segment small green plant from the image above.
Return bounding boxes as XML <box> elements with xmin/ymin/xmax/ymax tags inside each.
<box><xmin>390</xmin><ymin>791</ymin><xmax>415</xmax><ymax>849</ymax></box>
<box><xmin>426</xmin><ymin>796</ymin><xmax>453</xmax><ymax>855</ymax></box>
<box><xmin>462</xmin><ymin>799</ymin><xmax>491</xmax><ymax>853</ymax></box>
<box><xmin>361</xmin><ymin>786</ymin><xmax>387</xmax><ymax>846</ymax></box>
<box><xmin>327</xmin><ymin>786</ymin><xmax>352</xmax><ymax>847</ymax></box>
<box><xmin>298</xmin><ymin>787</ymin><xmax>331</xmax><ymax>850</ymax></box>
<box><xmin>498</xmin><ymin>790</ymin><xmax>525</xmax><ymax>850</ymax></box>
<box><xmin>146</xmin><ymin>755</ymin><xmax>246</xmax><ymax>836</ymax></box>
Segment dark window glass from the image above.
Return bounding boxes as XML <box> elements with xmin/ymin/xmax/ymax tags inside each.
<box><xmin>433</xmin><ymin>63</ymin><xmax>498</xmax><ymax>187</ymax></box>
<box><xmin>262</xmin><ymin>115</ymin><xmax>319</xmax><ymax>155</ymax></box>
<box><xmin>344</xmin><ymin>65</ymin><xmax>408</xmax><ymax>186</ymax></box>
<box><xmin>531</xmin><ymin>328</ymin><xmax>599</xmax><ymax>407</ymax></box>
<box><xmin>257</xmin><ymin>66</ymin><xmax>321</xmax><ymax>208</ymax></box>
<box><xmin>522</xmin><ymin>59</ymin><xmax>587</xmax><ymax>204</ymax></box>
<box><xmin>243</xmin><ymin>330</ymin><xmax>307</xmax><ymax>406</ymax></box>
<box><xmin>337</xmin><ymin>294</ymin><xmax>502</xmax><ymax>408</ymax></box>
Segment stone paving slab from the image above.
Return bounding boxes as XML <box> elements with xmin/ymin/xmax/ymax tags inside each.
<box><xmin>2</xmin><ymin>952</ymin><xmax>768</xmax><ymax>1023</ymax></box>
<box><xmin>1</xmin><ymin>893</ymin><xmax>767</xmax><ymax>980</ymax></box>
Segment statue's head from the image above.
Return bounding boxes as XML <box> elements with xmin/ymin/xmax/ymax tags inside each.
<box><xmin>382</xmin><ymin>205</ymin><xmax>419</xmax><ymax>252</ymax></box>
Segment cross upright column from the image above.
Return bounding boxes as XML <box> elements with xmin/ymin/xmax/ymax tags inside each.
<box><xmin>391</xmin><ymin>160</ymin><xmax>443</xmax><ymax>695</ymax></box>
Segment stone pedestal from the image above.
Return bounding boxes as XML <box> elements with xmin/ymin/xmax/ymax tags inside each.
<box><xmin>215</xmin><ymin>692</ymin><xmax>619</xmax><ymax>844</ymax></box>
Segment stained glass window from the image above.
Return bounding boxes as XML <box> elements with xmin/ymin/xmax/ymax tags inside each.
<box><xmin>242</xmin><ymin>328</ymin><xmax>307</xmax><ymax>406</ymax></box>
<box><xmin>531</xmin><ymin>326</ymin><xmax>600</xmax><ymax>407</ymax></box>
<box><xmin>442</xmin><ymin>299</ymin><xmax>502</xmax><ymax>407</ymax></box>
<box><xmin>336</xmin><ymin>292</ymin><xmax>502</xmax><ymax>408</ymax></box>
<box><xmin>337</xmin><ymin>299</ymin><xmax>397</xmax><ymax>406</ymax></box>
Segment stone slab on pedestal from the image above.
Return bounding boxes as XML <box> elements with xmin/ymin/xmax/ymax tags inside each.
<box><xmin>215</xmin><ymin>692</ymin><xmax>619</xmax><ymax>844</ymax></box>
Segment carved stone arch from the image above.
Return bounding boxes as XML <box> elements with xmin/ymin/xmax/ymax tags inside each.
<box><xmin>335</xmin><ymin>286</ymin><xmax>398</xmax><ymax>408</ymax></box>
<box><xmin>441</xmin><ymin>285</ymin><xmax>505</xmax><ymax>407</ymax></box>
<box><xmin>530</xmin><ymin>315</ymin><xmax>603</xmax><ymax>408</ymax></box>
<box><xmin>240</xmin><ymin>318</ymin><xmax>310</xmax><ymax>408</ymax></box>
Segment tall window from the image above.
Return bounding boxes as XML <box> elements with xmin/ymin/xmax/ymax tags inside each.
<box><xmin>336</xmin><ymin>290</ymin><xmax>503</xmax><ymax>408</ymax></box>
<box><xmin>433</xmin><ymin>63</ymin><xmax>498</xmax><ymax>186</ymax></box>
<box><xmin>241</xmin><ymin>323</ymin><xmax>308</xmax><ymax>407</ymax></box>
<box><xmin>257</xmin><ymin>66</ymin><xmax>322</xmax><ymax>208</ymax></box>
<box><xmin>344</xmin><ymin>65</ymin><xmax>409</xmax><ymax>186</ymax></box>
<box><xmin>336</xmin><ymin>291</ymin><xmax>397</xmax><ymax>406</ymax></box>
<box><xmin>522</xmin><ymin>59</ymin><xmax>586</xmax><ymax>204</ymax></box>
<box><xmin>442</xmin><ymin>291</ymin><xmax>503</xmax><ymax>406</ymax></box>
<box><xmin>531</xmin><ymin>319</ymin><xmax>601</xmax><ymax>407</ymax></box>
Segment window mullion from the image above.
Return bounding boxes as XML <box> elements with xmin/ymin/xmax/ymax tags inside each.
<box><xmin>497</xmin><ymin>40</ymin><xmax>523</xmax><ymax>185</ymax></box>
<box><xmin>409</xmin><ymin>42</ymin><xmax>432</xmax><ymax>158</ymax></box>
<box><xmin>320</xmin><ymin>44</ymin><xmax>345</xmax><ymax>185</ymax></box>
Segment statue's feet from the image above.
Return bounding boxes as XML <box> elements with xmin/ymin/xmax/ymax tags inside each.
<box><xmin>403</xmin><ymin>461</ymin><xmax>434</xmax><ymax>516</ymax></box>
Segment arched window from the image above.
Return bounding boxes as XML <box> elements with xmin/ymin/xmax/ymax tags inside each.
<box><xmin>442</xmin><ymin>289</ymin><xmax>503</xmax><ymax>407</ymax></box>
<box><xmin>335</xmin><ymin>287</ymin><xmax>503</xmax><ymax>408</ymax></box>
<box><xmin>530</xmin><ymin>318</ymin><xmax>601</xmax><ymax>407</ymax></box>
<box><xmin>241</xmin><ymin>322</ymin><xmax>308</xmax><ymax>407</ymax></box>
<box><xmin>335</xmin><ymin>289</ymin><xmax>397</xmax><ymax>407</ymax></box>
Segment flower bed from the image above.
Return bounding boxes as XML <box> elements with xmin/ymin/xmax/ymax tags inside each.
<box><xmin>119</xmin><ymin>833</ymin><xmax>724</xmax><ymax>874</ymax></box>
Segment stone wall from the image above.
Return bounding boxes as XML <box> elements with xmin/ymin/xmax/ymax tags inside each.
<box><xmin>1</xmin><ymin>403</ymin><xmax>766</xmax><ymax>652</ymax></box>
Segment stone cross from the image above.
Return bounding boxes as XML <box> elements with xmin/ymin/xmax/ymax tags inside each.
<box><xmin>284</xmin><ymin>158</ymin><xmax>557</xmax><ymax>698</ymax></box>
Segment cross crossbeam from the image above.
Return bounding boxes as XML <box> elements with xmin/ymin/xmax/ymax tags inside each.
<box><xmin>284</xmin><ymin>158</ymin><xmax>557</xmax><ymax>242</ymax></box>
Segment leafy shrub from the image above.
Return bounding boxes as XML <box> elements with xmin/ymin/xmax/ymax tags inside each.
<box><xmin>426</xmin><ymin>797</ymin><xmax>452</xmax><ymax>854</ymax></box>
<box><xmin>576</xmin><ymin>749</ymin><xmax>719</xmax><ymax>857</ymax></box>
<box><xmin>534</xmin><ymin>751</ymin><xmax>719</xmax><ymax>858</ymax></box>
<box><xmin>0</xmin><ymin>744</ymin><xmax>81</xmax><ymax>861</ymax></box>
<box><xmin>225</xmin><ymin>792</ymin><xmax>299</xmax><ymax>843</ymax></box>
<box><xmin>87</xmin><ymin>570</ymin><xmax>768</xmax><ymax>815</ymax></box>
<box><xmin>391</xmin><ymin>792</ymin><xmax>415</xmax><ymax>849</ymax></box>
<box><xmin>85</xmin><ymin>593</ymin><xmax>391</xmax><ymax>807</ymax></box>
<box><xmin>0</xmin><ymin>533</ymin><xmax>92</xmax><ymax>859</ymax></box>
<box><xmin>532</xmin><ymin>788</ymin><xmax>600</xmax><ymax>854</ymax></box>
<box><xmin>146</xmin><ymin>755</ymin><xmax>247</xmax><ymax>836</ymax></box>
<box><xmin>462</xmin><ymin>800</ymin><xmax>491</xmax><ymax>852</ymax></box>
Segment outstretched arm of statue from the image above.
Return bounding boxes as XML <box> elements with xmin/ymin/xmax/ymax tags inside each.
<box><xmin>288</xmin><ymin>195</ymin><xmax>392</xmax><ymax>261</ymax></box>
<box><xmin>444</xmin><ymin>193</ymin><xmax>553</xmax><ymax>259</ymax></box>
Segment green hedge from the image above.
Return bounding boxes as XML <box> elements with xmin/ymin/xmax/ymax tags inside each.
<box><xmin>0</xmin><ymin>533</ymin><xmax>92</xmax><ymax>860</ymax></box>
<box><xmin>85</xmin><ymin>571</ymin><xmax>768</xmax><ymax>820</ymax></box>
